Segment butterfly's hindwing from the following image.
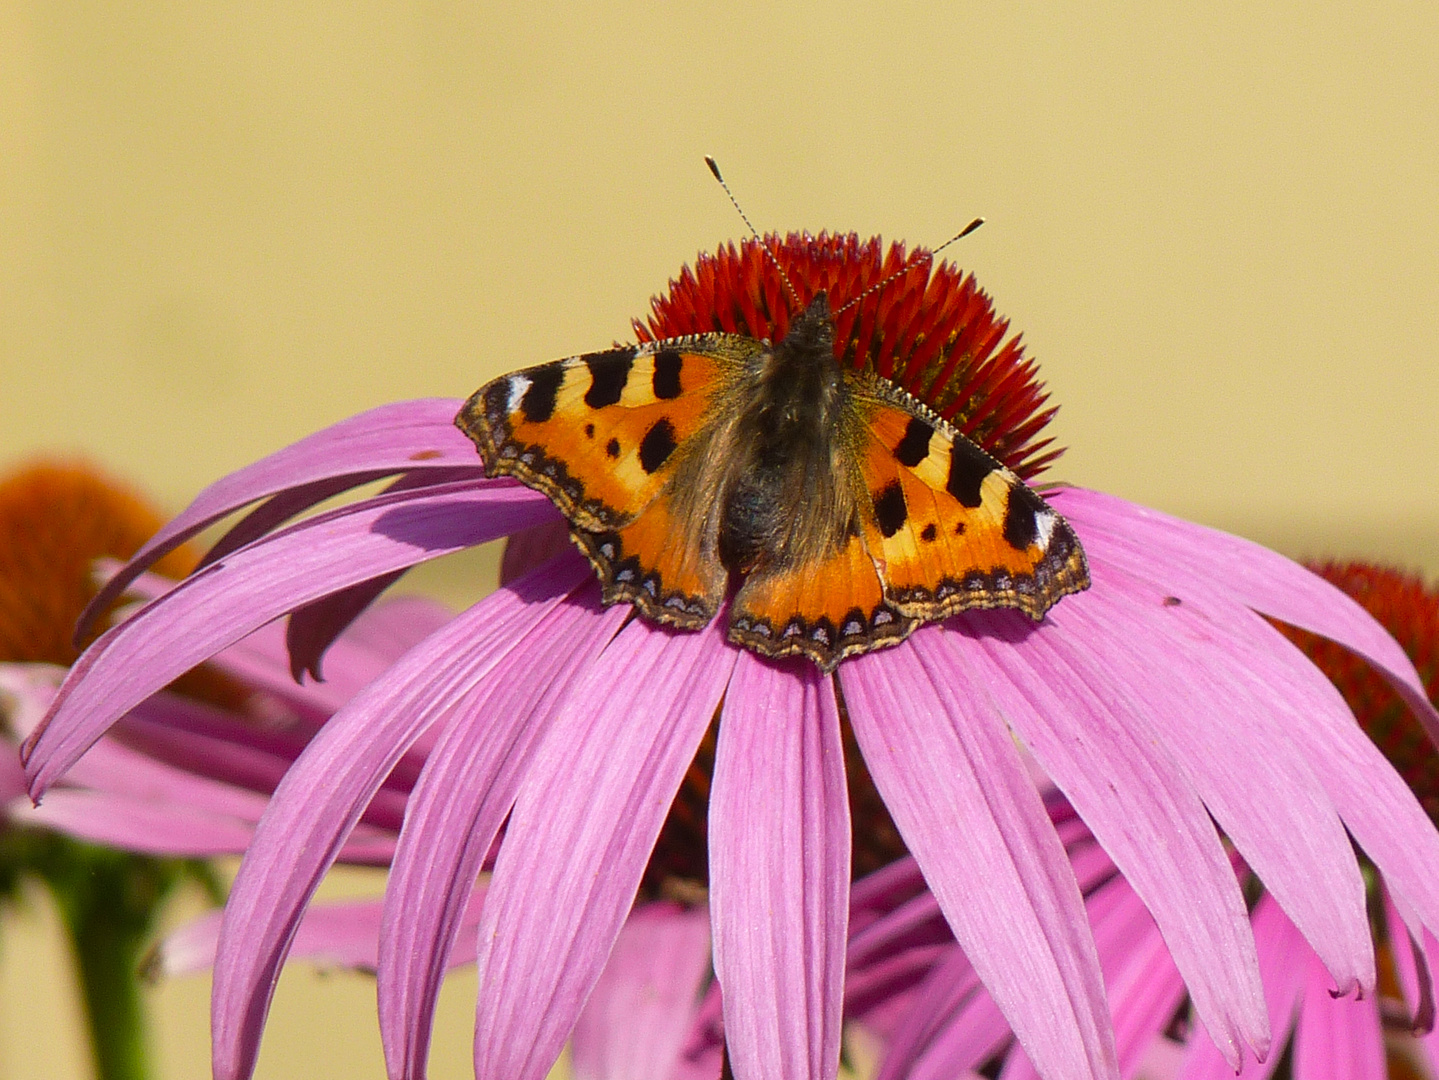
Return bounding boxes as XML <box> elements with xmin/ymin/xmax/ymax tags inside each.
<box><xmin>852</xmin><ymin>377</ymin><xmax>1089</xmax><ymax>620</ymax></box>
<box><xmin>729</xmin><ymin>529</ymin><xmax>917</xmax><ymax>671</ymax></box>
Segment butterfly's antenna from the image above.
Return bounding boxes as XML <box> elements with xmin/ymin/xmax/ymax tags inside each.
<box><xmin>704</xmin><ymin>155</ymin><xmax>801</xmax><ymax>309</ymax></box>
<box><xmin>832</xmin><ymin>217</ymin><xmax>985</xmax><ymax>318</ymax></box>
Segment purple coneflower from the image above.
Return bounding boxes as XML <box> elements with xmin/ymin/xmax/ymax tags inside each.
<box><xmin>20</xmin><ymin>235</ymin><xmax>1439</xmax><ymax>1080</ymax></box>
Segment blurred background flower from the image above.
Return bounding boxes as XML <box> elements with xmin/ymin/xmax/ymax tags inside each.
<box><xmin>0</xmin><ymin>461</ymin><xmax>219</xmax><ymax>1080</ymax></box>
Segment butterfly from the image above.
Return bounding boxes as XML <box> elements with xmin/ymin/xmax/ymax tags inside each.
<box><xmin>456</xmin><ymin>292</ymin><xmax>1089</xmax><ymax>671</ymax></box>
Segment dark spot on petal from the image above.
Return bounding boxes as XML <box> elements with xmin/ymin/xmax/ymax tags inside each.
<box><xmin>1164</xmin><ymin>596</ymin><xmax>1182</xmax><ymax>607</ymax></box>
<box><xmin>895</xmin><ymin>417</ymin><xmax>933</xmax><ymax>468</ymax></box>
<box><xmin>520</xmin><ymin>365</ymin><xmax>564</xmax><ymax>423</ymax></box>
<box><xmin>638</xmin><ymin>418</ymin><xmax>678</xmax><ymax>474</ymax></box>
<box><xmin>874</xmin><ymin>481</ymin><xmax>907</xmax><ymax>538</ymax></box>
<box><xmin>653</xmin><ymin>350</ymin><xmax>683</xmax><ymax>399</ymax></box>
<box><xmin>606</xmin><ymin>438</ymin><xmax>621</xmax><ymax>458</ymax></box>
<box><xmin>408</xmin><ymin>449</ymin><xmax>443</xmax><ymax>461</ymax></box>
<box><xmin>920</xmin><ymin>522</ymin><xmax>938</xmax><ymax>542</ymax></box>
<box><xmin>585</xmin><ymin>352</ymin><xmax>634</xmax><ymax>409</ymax></box>
<box><xmin>1003</xmin><ymin>488</ymin><xmax>1040</xmax><ymax>550</ymax></box>
<box><xmin>946</xmin><ymin>439</ymin><xmax>993</xmax><ymax>508</ymax></box>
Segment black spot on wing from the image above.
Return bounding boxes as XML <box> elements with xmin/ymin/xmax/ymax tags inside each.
<box><xmin>605</xmin><ymin>438</ymin><xmax>621</xmax><ymax>458</ymax></box>
<box><xmin>895</xmin><ymin>417</ymin><xmax>933</xmax><ymax>468</ymax></box>
<box><xmin>920</xmin><ymin>523</ymin><xmax>938</xmax><ymax>542</ymax></box>
<box><xmin>946</xmin><ymin>439</ymin><xmax>993</xmax><ymax>508</ymax></box>
<box><xmin>1003</xmin><ymin>486</ymin><xmax>1040</xmax><ymax>550</ymax></box>
<box><xmin>520</xmin><ymin>365</ymin><xmax>564</xmax><ymax>423</ymax></box>
<box><xmin>873</xmin><ymin>481</ymin><xmax>908</xmax><ymax>538</ymax></box>
<box><xmin>584</xmin><ymin>352</ymin><xmax>634</xmax><ymax>409</ymax></box>
<box><xmin>653</xmin><ymin>350</ymin><xmax>683</xmax><ymax>399</ymax></box>
<box><xmin>638</xmin><ymin>418</ymin><xmax>678</xmax><ymax>474</ymax></box>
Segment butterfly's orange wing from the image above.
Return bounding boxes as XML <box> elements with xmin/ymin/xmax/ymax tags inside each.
<box><xmin>456</xmin><ymin>336</ymin><xmax>759</xmax><ymax>627</ymax></box>
<box><xmin>851</xmin><ymin>378</ymin><xmax>1089</xmax><ymax>621</ymax></box>
<box><xmin>729</xmin><ymin>529</ymin><xmax>917</xmax><ymax>671</ymax></box>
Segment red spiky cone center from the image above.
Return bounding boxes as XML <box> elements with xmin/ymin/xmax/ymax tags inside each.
<box><xmin>1286</xmin><ymin>563</ymin><xmax>1439</xmax><ymax>823</ymax></box>
<box><xmin>636</xmin><ymin>232</ymin><xmax>1064</xmax><ymax>481</ymax></box>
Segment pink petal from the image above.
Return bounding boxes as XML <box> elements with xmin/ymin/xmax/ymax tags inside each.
<box><xmin>876</xmin><ymin>949</ymin><xmax>1008</xmax><ymax>1080</ymax></box>
<box><xmin>841</xmin><ymin>636</ymin><xmax>1119</xmax><ymax>1080</ymax></box>
<box><xmin>209</xmin><ymin>555</ymin><xmax>591</xmax><ymax>1080</ymax></box>
<box><xmin>284</xmin><ymin>570</ymin><xmax>408</xmax><ymax>682</ymax></box>
<box><xmin>13</xmin><ymin>790</ymin><xmax>259</xmax><ymax>855</ymax></box>
<box><xmin>378</xmin><ymin>589</ymin><xmax>628</xmax><ymax>1079</ymax></box>
<box><xmin>1151</xmin><ymin>577</ymin><xmax>1439</xmax><ymax>962</ymax></box>
<box><xmin>24</xmin><ymin>480</ymin><xmax>552</xmax><ymax>794</ymax></box>
<box><xmin>571</xmin><ymin>902</ymin><xmax>713</xmax><ymax>1080</ymax></box>
<box><xmin>1177</xmin><ymin>895</ymin><xmax>1309</xmax><ymax>1080</ymax></box>
<box><xmin>1029</xmin><ymin>557</ymin><xmax>1372</xmax><ymax>1004</ymax></box>
<box><xmin>77</xmin><ymin>399</ymin><xmax>484</xmax><ymax>639</ymax></box>
<box><xmin>943</xmin><ymin>610</ymin><xmax>1268</xmax><ymax>1067</ymax></box>
<box><xmin>708</xmin><ymin>655</ymin><xmax>849</xmax><ymax>1080</ymax></box>
<box><xmin>1053</xmin><ymin>488</ymin><xmax>1439</xmax><ymax>742</ymax></box>
<box><xmin>158</xmin><ymin>889</ymin><xmax>486</xmax><ymax>978</ymax></box>
<box><xmin>471</xmin><ymin>617</ymin><xmax>736</xmax><ymax>1080</ymax></box>
<box><xmin>1291</xmin><ymin>953</ymin><xmax>1384</xmax><ymax>1080</ymax></box>
<box><xmin>876</xmin><ymin>837</ymin><xmax>1119</xmax><ymax>1080</ymax></box>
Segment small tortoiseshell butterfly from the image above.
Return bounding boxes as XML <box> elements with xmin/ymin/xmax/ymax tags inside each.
<box><xmin>456</xmin><ymin>288</ymin><xmax>1089</xmax><ymax>671</ymax></box>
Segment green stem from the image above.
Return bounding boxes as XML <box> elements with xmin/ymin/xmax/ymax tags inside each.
<box><xmin>1</xmin><ymin>831</ymin><xmax>213</xmax><ymax>1080</ymax></box>
<box><xmin>62</xmin><ymin>863</ymin><xmax>157</xmax><ymax>1080</ymax></box>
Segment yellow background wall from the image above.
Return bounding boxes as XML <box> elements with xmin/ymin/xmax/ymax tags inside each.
<box><xmin>1</xmin><ymin>2</ymin><xmax>1436</xmax><ymax>1077</ymax></box>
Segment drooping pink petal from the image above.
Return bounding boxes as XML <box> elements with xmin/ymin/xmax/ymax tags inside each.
<box><xmin>875</xmin><ymin>948</ymin><xmax>1007</xmax><ymax>1080</ymax></box>
<box><xmin>841</xmin><ymin>634</ymin><xmax>1119</xmax><ymax>1080</ymax></box>
<box><xmin>876</xmin><ymin>835</ymin><xmax>1120</xmax><ymax>1080</ymax></box>
<box><xmin>13</xmin><ymin>790</ymin><xmax>261</xmax><ymax>855</ymax></box>
<box><xmin>205</xmin><ymin>594</ymin><xmax>453</xmax><ymax>719</ymax></box>
<box><xmin>1030</xmin><ymin>557</ymin><xmax>1373</xmax><ymax>1001</ymax></box>
<box><xmin>942</xmin><ymin>610</ymin><xmax>1268</xmax><ymax>1067</ymax></box>
<box><xmin>1169</xmin><ymin>586</ymin><xmax>1439</xmax><ymax>958</ymax></box>
<box><xmin>709</xmin><ymin>655</ymin><xmax>849</xmax><ymax>1080</ymax></box>
<box><xmin>378</xmin><ymin>587</ymin><xmax>628</xmax><ymax>1080</ymax></box>
<box><xmin>158</xmin><ymin>888</ymin><xmax>487</xmax><ymax>978</ymax></box>
<box><xmin>1004</xmin><ymin>874</ymin><xmax>1187</xmax><ymax>1080</ymax></box>
<box><xmin>24</xmin><ymin>480</ymin><xmax>553</xmax><ymax>794</ymax></box>
<box><xmin>1386</xmin><ymin>886</ymin><xmax>1439</xmax><ymax>1075</ymax></box>
<box><xmin>471</xmin><ymin>616</ymin><xmax>736</xmax><ymax>1080</ymax></box>
<box><xmin>1290</xmin><ymin>953</ymin><xmax>1384</xmax><ymax>1080</ymax></box>
<box><xmin>76</xmin><ymin>399</ymin><xmax>483</xmax><ymax>638</ymax></box>
<box><xmin>1053</xmin><ymin>488</ymin><xmax>1439</xmax><ymax>740</ymax></box>
<box><xmin>285</xmin><ymin>570</ymin><xmax>409</xmax><ymax>682</ymax></box>
<box><xmin>571</xmin><ymin>902</ymin><xmax>713</xmax><ymax>1080</ymax></box>
<box><xmin>209</xmin><ymin>555</ymin><xmax>591</xmax><ymax>1080</ymax></box>
<box><xmin>196</xmin><ymin>466</ymin><xmax>488</xmax><ymax>574</ymax></box>
<box><xmin>1177</xmin><ymin>895</ymin><xmax>1309</xmax><ymax>1080</ymax></box>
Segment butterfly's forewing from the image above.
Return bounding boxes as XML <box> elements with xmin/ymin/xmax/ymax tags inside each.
<box><xmin>729</xmin><ymin>529</ymin><xmax>917</xmax><ymax>671</ymax></box>
<box><xmin>457</xmin><ymin>336</ymin><xmax>761</xmax><ymax>626</ymax></box>
<box><xmin>852</xmin><ymin>379</ymin><xmax>1090</xmax><ymax>621</ymax></box>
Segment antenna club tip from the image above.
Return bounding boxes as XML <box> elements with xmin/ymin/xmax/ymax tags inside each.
<box><xmin>704</xmin><ymin>156</ymin><xmax>723</xmax><ymax>182</ymax></box>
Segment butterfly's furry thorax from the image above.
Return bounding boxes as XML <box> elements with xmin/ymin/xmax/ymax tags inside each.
<box><xmin>456</xmin><ymin>289</ymin><xmax>1090</xmax><ymax>670</ymax></box>
<box><xmin>717</xmin><ymin>294</ymin><xmax>859</xmax><ymax>577</ymax></box>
